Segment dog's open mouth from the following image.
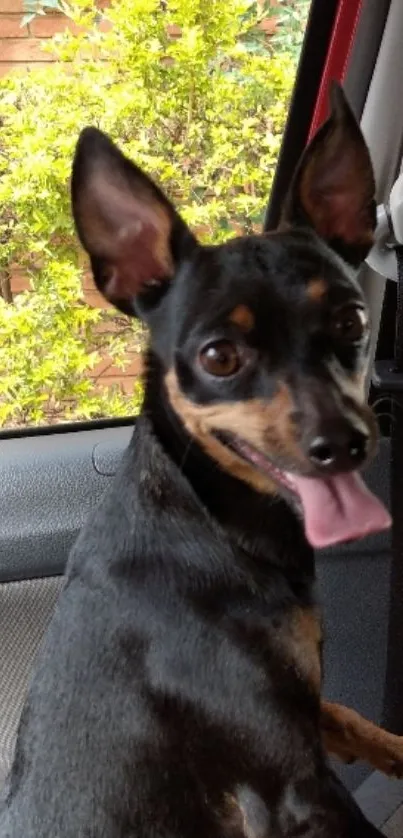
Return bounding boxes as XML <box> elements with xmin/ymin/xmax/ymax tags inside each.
<box><xmin>214</xmin><ymin>430</ymin><xmax>391</xmax><ymax>549</ymax></box>
<box><xmin>214</xmin><ymin>430</ymin><xmax>298</xmax><ymax>496</ymax></box>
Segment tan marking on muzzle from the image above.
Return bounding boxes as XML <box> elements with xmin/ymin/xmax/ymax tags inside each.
<box><xmin>326</xmin><ymin>356</ymin><xmax>366</xmax><ymax>403</ymax></box>
<box><xmin>165</xmin><ymin>369</ymin><xmax>304</xmax><ymax>494</ymax></box>
<box><xmin>325</xmin><ymin>357</ymin><xmax>379</xmax><ymax>457</ymax></box>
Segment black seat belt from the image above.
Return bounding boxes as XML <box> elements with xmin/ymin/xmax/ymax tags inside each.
<box><xmin>372</xmin><ymin>246</ymin><xmax>403</xmax><ymax>733</ymax></box>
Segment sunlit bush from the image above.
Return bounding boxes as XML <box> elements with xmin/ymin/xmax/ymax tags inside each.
<box><xmin>0</xmin><ymin>0</ymin><xmax>304</xmax><ymax>426</ymax></box>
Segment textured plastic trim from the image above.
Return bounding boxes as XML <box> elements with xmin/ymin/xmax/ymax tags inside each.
<box><xmin>0</xmin><ymin>415</ymin><xmax>136</xmax><ymax>441</ymax></box>
<box><xmin>0</xmin><ymin>425</ymin><xmax>133</xmax><ymax>583</ymax></box>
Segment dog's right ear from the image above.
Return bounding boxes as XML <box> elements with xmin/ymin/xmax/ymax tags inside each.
<box><xmin>71</xmin><ymin>128</ymin><xmax>197</xmax><ymax>316</ymax></box>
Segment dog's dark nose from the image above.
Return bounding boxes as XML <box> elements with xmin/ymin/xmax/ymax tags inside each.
<box><xmin>308</xmin><ymin>428</ymin><xmax>368</xmax><ymax>471</ymax></box>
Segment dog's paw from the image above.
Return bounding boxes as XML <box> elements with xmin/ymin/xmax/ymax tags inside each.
<box><xmin>373</xmin><ymin>743</ymin><xmax>403</xmax><ymax>778</ymax></box>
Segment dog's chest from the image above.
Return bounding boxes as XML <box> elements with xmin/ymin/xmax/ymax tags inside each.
<box><xmin>225</xmin><ymin>595</ymin><xmax>322</xmax><ymax>694</ymax></box>
<box><xmin>273</xmin><ymin>604</ymin><xmax>322</xmax><ymax>691</ymax></box>
<box><xmin>221</xmin><ymin>782</ymin><xmax>314</xmax><ymax>838</ymax></box>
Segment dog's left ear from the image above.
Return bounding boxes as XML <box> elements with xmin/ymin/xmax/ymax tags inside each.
<box><xmin>71</xmin><ymin>127</ymin><xmax>197</xmax><ymax>316</ymax></box>
<box><xmin>281</xmin><ymin>83</ymin><xmax>376</xmax><ymax>267</ymax></box>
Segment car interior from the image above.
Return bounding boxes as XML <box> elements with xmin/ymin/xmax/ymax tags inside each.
<box><xmin>1</xmin><ymin>0</ymin><xmax>403</xmax><ymax>832</ymax></box>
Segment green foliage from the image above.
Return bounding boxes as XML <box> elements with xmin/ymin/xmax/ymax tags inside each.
<box><xmin>1</xmin><ymin>0</ymin><xmax>306</xmax><ymax>427</ymax></box>
<box><xmin>269</xmin><ymin>0</ymin><xmax>311</xmax><ymax>56</ymax></box>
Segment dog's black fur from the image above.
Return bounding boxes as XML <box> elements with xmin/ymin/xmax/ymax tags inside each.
<box><xmin>0</xmin><ymin>85</ymin><xmax>386</xmax><ymax>837</ymax></box>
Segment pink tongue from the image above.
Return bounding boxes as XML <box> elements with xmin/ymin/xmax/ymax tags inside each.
<box><xmin>287</xmin><ymin>471</ymin><xmax>392</xmax><ymax>549</ymax></box>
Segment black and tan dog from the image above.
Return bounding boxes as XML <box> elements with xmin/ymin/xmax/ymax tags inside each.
<box><xmin>1</xmin><ymin>84</ymin><xmax>402</xmax><ymax>838</ymax></box>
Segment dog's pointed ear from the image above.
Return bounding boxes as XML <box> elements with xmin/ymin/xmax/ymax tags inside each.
<box><xmin>71</xmin><ymin>128</ymin><xmax>197</xmax><ymax>316</ymax></box>
<box><xmin>281</xmin><ymin>83</ymin><xmax>376</xmax><ymax>266</ymax></box>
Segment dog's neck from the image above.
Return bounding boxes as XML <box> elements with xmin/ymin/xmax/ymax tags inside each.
<box><xmin>141</xmin><ymin>350</ymin><xmax>314</xmax><ymax>580</ymax></box>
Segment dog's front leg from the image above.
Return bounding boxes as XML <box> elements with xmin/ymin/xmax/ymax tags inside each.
<box><xmin>321</xmin><ymin>699</ymin><xmax>403</xmax><ymax>778</ymax></box>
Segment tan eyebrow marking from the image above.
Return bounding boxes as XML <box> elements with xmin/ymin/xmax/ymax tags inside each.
<box><xmin>307</xmin><ymin>278</ymin><xmax>327</xmax><ymax>301</ymax></box>
<box><xmin>229</xmin><ymin>304</ymin><xmax>255</xmax><ymax>332</ymax></box>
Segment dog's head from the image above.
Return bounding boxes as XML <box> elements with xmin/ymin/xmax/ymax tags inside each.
<box><xmin>71</xmin><ymin>83</ymin><xmax>391</xmax><ymax>548</ymax></box>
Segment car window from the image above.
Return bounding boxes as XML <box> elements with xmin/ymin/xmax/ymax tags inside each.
<box><xmin>0</xmin><ymin>0</ymin><xmax>311</xmax><ymax>429</ymax></box>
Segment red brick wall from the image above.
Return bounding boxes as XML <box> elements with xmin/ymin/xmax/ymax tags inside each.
<box><xmin>0</xmin><ymin>0</ymin><xmax>78</xmax><ymax>77</ymax></box>
<box><xmin>10</xmin><ymin>267</ymin><xmax>143</xmax><ymax>396</ymax></box>
<box><xmin>0</xmin><ymin>1</ymin><xmax>275</xmax><ymax>76</ymax></box>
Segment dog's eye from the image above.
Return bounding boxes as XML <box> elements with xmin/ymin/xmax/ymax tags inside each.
<box><xmin>199</xmin><ymin>340</ymin><xmax>241</xmax><ymax>377</ymax></box>
<box><xmin>331</xmin><ymin>306</ymin><xmax>367</xmax><ymax>343</ymax></box>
